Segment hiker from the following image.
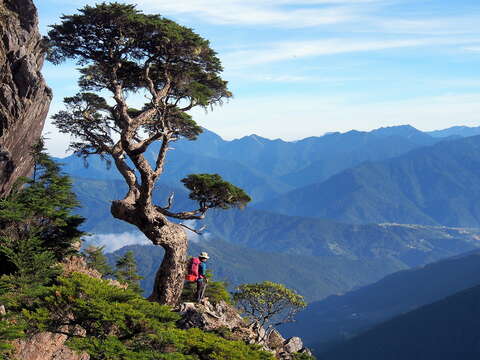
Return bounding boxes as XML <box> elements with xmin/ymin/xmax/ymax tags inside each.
<box><xmin>185</xmin><ymin>252</ymin><xmax>210</xmax><ymax>302</ymax></box>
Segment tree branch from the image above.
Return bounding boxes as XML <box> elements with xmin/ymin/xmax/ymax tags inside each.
<box><xmin>179</xmin><ymin>99</ymin><xmax>197</xmax><ymax>112</ymax></box>
<box><xmin>154</xmin><ymin>135</ymin><xmax>171</xmax><ymax>177</ymax></box>
<box><xmin>127</xmin><ymin>153</ymin><xmax>156</xmax><ymax>207</ymax></box>
<box><xmin>179</xmin><ymin>223</ymin><xmax>206</xmax><ymax>234</ymax></box>
<box><xmin>156</xmin><ymin>206</ymin><xmax>208</xmax><ymax>220</ymax></box>
<box><xmin>109</xmin><ymin>141</ymin><xmax>139</xmax><ymax>200</ymax></box>
<box><xmin>162</xmin><ymin>192</ymin><xmax>175</xmax><ymax>210</ymax></box>
<box><xmin>111</xmin><ymin>64</ymin><xmax>132</xmax><ymax>129</ymax></box>
<box><xmin>129</xmin><ymin>132</ymin><xmax>163</xmax><ymax>155</ymax></box>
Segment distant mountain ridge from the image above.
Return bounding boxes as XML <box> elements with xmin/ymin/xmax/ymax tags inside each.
<box><xmin>57</xmin><ymin>124</ymin><xmax>471</xmax><ymax>204</ymax></box>
<box><xmin>282</xmin><ymin>249</ymin><xmax>480</xmax><ymax>353</ymax></box>
<box><xmin>256</xmin><ymin>135</ymin><xmax>480</xmax><ymax>226</ymax></box>
<box><xmin>427</xmin><ymin>125</ymin><xmax>480</xmax><ymax>138</ymax></box>
<box><xmin>59</xmin><ymin>124</ymin><xmax>480</xmax><ymax>360</ymax></box>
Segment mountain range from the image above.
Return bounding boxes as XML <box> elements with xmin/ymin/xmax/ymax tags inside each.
<box><xmin>282</xmin><ymin>249</ymin><xmax>480</xmax><ymax>353</ymax></box>
<box><xmin>107</xmin><ymin>241</ymin><xmax>402</xmax><ymax>302</ymax></box>
<box><xmin>255</xmin><ymin>135</ymin><xmax>480</xmax><ymax>226</ymax></box>
<box><xmin>58</xmin><ymin>124</ymin><xmax>480</xmax><ymax>204</ymax></box>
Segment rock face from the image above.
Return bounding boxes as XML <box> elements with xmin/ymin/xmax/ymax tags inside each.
<box><xmin>176</xmin><ymin>300</ymin><xmax>312</xmax><ymax>359</ymax></box>
<box><xmin>13</xmin><ymin>331</ymin><xmax>89</xmax><ymax>360</ymax></box>
<box><xmin>0</xmin><ymin>0</ymin><xmax>52</xmax><ymax>196</ymax></box>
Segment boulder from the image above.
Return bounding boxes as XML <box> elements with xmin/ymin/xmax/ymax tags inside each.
<box><xmin>267</xmin><ymin>329</ymin><xmax>286</xmax><ymax>350</ymax></box>
<box><xmin>284</xmin><ymin>336</ymin><xmax>304</xmax><ymax>354</ymax></box>
<box><xmin>176</xmin><ymin>299</ymin><xmax>245</xmax><ymax>332</ymax></box>
<box><xmin>13</xmin><ymin>330</ymin><xmax>89</xmax><ymax>360</ymax></box>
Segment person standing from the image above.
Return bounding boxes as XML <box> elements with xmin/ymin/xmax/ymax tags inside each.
<box><xmin>185</xmin><ymin>251</ymin><xmax>210</xmax><ymax>302</ymax></box>
<box><xmin>196</xmin><ymin>252</ymin><xmax>209</xmax><ymax>302</ymax></box>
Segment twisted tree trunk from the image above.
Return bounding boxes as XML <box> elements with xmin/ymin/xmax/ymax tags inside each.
<box><xmin>111</xmin><ymin>199</ymin><xmax>188</xmax><ymax>306</ymax></box>
<box><xmin>147</xmin><ymin>229</ymin><xmax>188</xmax><ymax>305</ymax></box>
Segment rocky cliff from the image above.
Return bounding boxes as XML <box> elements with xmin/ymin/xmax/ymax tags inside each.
<box><xmin>0</xmin><ymin>0</ymin><xmax>51</xmax><ymax>196</ymax></box>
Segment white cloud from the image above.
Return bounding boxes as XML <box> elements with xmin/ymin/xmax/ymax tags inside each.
<box><xmin>128</xmin><ymin>0</ymin><xmax>383</xmax><ymax>27</ymax></box>
<box><xmin>464</xmin><ymin>46</ymin><xmax>480</xmax><ymax>52</ymax></box>
<box><xmin>231</xmin><ymin>73</ymin><xmax>360</xmax><ymax>83</ymax></box>
<box><xmin>223</xmin><ymin>37</ymin><xmax>480</xmax><ymax>67</ymax></box>
<box><xmin>181</xmin><ymin>220</ymin><xmax>212</xmax><ymax>244</ymax></box>
<box><xmin>372</xmin><ymin>17</ymin><xmax>480</xmax><ymax>35</ymax></box>
<box><xmin>84</xmin><ymin>226</ymin><xmax>212</xmax><ymax>254</ymax></box>
<box><xmin>86</xmin><ymin>232</ymin><xmax>151</xmax><ymax>253</ymax></box>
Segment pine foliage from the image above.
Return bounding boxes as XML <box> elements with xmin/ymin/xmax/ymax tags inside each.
<box><xmin>115</xmin><ymin>250</ymin><xmax>143</xmax><ymax>294</ymax></box>
<box><xmin>0</xmin><ymin>141</ymin><xmax>85</xmax><ymax>274</ymax></box>
<box><xmin>0</xmin><ymin>319</ymin><xmax>23</xmax><ymax>359</ymax></box>
<box><xmin>0</xmin><ymin>143</ymin><xmax>83</xmax><ymax>308</ymax></box>
<box><xmin>84</xmin><ymin>245</ymin><xmax>114</xmax><ymax>277</ymax></box>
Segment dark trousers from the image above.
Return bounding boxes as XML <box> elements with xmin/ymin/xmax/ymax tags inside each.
<box><xmin>196</xmin><ymin>279</ymin><xmax>207</xmax><ymax>302</ymax></box>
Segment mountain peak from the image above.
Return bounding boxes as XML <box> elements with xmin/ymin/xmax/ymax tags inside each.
<box><xmin>235</xmin><ymin>133</ymin><xmax>269</xmax><ymax>145</ymax></box>
<box><xmin>371</xmin><ymin>124</ymin><xmax>420</xmax><ymax>135</ymax></box>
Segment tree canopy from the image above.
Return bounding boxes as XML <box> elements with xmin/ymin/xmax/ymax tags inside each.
<box><xmin>233</xmin><ymin>281</ymin><xmax>307</xmax><ymax>341</ymax></box>
<box><xmin>48</xmin><ymin>1</ymin><xmax>248</xmax><ymax>223</ymax></box>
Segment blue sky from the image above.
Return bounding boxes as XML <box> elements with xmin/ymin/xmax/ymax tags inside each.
<box><xmin>36</xmin><ymin>0</ymin><xmax>480</xmax><ymax>157</ymax></box>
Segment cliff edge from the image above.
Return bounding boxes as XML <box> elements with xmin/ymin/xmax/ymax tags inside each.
<box><xmin>0</xmin><ymin>0</ymin><xmax>51</xmax><ymax>196</ymax></box>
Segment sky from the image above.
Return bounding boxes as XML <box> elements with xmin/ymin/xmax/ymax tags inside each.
<box><xmin>36</xmin><ymin>0</ymin><xmax>480</xmax><ymax>157</ymax></box>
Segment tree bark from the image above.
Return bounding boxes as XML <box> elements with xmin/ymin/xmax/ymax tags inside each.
<box><xmin>147</xmin><ymin>223</ymin><xmax>188</xmax><ymax>306</ymax></box>
<box><xmin>111</xmin><ymin>199</ymin><xmax>188</xmax><ymax>306</ymax></box>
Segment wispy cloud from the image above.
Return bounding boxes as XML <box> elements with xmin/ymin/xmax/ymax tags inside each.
<box><xmin>372</xmin><ymin>17</ymin><xmax>480</xmax><ymax>35</ymax></box>
<box><xmin>223</xmin><ymin>37</ymin><xmax>480</xmax><ymax>67</ymax></box>
<box><xmin>130</xmin><ymin>0</ymin><xmax>384</xmax><ymax>27</ymax></box>
<box><xmin>86</xmin><ymin>232</ymin><xmax>151</xmax><ymax>253</ymax></box>
<box><xmin>464</xmin><ymin>46</ymin><xmax>480</xmax><ymax>52</ymax></box>
<box><xmin>84</xmin><ymin>225</ymin><xmax>212</xmax><ymax>254</ymax></box>
<box><xmin>181</xmin><ymin>220</ymin><xmax>212</xmax><ymax>244</ymax></box>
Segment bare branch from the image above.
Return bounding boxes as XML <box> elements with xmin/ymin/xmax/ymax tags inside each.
<box><xmin>179</xmin><ymin>99</ymin><xmax>196</xmax><ymax>112</ymax></box>
<box><xmin>144</xmin><ymin>62</ymin><xmax>157</xmax><ymax>99</ymax></box>
<box><xmin>154</xmin><ymin>135</ymin><xmax>171</xmax><ymax>177</ymax></box>
<box><xmin>109</xmin><ymin>141</ymin><xmax>139</xmax><ymax>200</ymax></box>
<box><xmin>129</xmin><ymin>132</ymin><xmax>163</xmax><ymax>155</ymax></box>
<box><xmin>156</xmin><ymin>206</ymin><xmax>208</xmax><ymax>220</ymax></box>
<box><xmin>162</xmin><ymin>192</ymin><xmax>175</xmax><ymax>210</ymax></box>
<box><xmin>111</xmin><ymin>65</ymin><xmax>132</xmax><ymax>129</ymax></box>
<box><xmin>179</xmin><ymin>223</ymin><xmax>206</xmax><ymax>234</ymax></box>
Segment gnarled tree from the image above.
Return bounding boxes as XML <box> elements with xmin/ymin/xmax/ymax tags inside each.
<box><xmin>47</xmin><ymin>3</ymin><xmax>250</xmax><ymax>305</ymax></box>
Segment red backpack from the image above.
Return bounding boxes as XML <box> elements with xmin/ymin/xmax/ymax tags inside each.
<box><xmin>185</xmin><ymin>257</ymin><xmax>200</xmax><ymax>282</ymax></box>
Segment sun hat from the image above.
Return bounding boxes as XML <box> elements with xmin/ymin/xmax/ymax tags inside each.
<box><xmin>199</xmin><ymin>251</ymin><xmax>210</xmax><ymax>259</ymax></box>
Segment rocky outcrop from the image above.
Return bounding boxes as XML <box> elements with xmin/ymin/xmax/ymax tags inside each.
<box><xmin>0</xmin><ymin>0</ymin><xmax>52</xmax><ymax>196</ymax></box>
<box><xmin>13</xmin><ymin>331</ymin><xmax>89</xmax><ymax>360</ymax></box>
<box><xmin>176</xmin><ymin>300</ymin><xmax>313</xmax><ymax>359</ymax></box>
